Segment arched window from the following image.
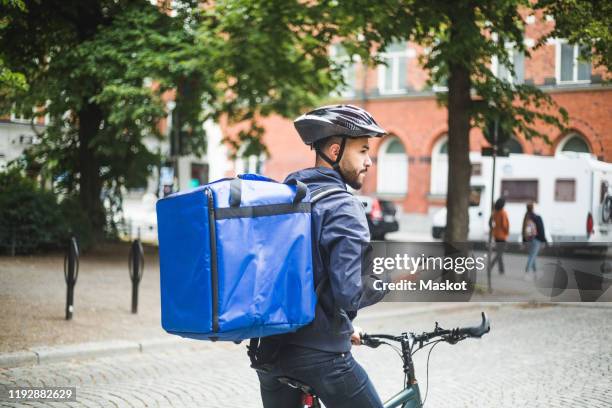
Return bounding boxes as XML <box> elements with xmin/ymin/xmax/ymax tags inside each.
<box><xmin>377</xmin><ymin>137</ymin><xmax>408</xmax><ymax>195</ymax></box>
<box><xmin>430</xmin><ymin>136</ymin><xmax>448</xmax><ymax>195</ymax></box>
<box><xmin>556</xmin><ymin>132</ymin><xmax>591</xmax><ymax>154</ymax></box>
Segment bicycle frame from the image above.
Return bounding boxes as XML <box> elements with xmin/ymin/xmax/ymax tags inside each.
<box><xmin>300</xmin><ymin>313</ymin><xmax>490</xmax><ymax>408</ymax></box>
<box><xmin>371</xmin><ymin>312</ymin><xmax>490</xmax><ymax>408</ymax></box>
<box><xmin>383</xmin><ymin>384</ymin><xmax>422</xmax><ymax>408</ymax></box>
<box><xmin>381</xmin><ymin>335</ymin><xmax>423</xmax><ymax>408</ymax></box>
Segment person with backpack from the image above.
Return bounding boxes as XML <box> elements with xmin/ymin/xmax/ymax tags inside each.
<box><xmin>254</xmin><ymin>105</ymin><xmax>389</xmax><ymax>408</ymax></box>
<box><xmin>522</xmin><ymin>202</ymin><xmax>547</xmax><ymax>280</ymax></box>
<box><xmin>490</xmin><ymin>197</ymin><xmax>509</xmax><ymax>274</ymax></box>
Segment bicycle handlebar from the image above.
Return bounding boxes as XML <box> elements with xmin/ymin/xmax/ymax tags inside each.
<box><xmin>456</xmin><ymin>312</ymin><xmax>490</xmax><ymax>338</ymax></box>
<box><xmin>361</xmin><ymin>312</ymin><xmax>490</xmax><ymax>348</ymax></box>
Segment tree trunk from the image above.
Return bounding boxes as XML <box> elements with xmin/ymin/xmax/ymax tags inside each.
<box><xmin>78</xmin><ymin>102</ymin><xmax>105</xmax><ymax>238</ymax></box>
<box><xmin>445</xmin><ymin>10</ymin><xmax>474</xmax><ymax>244</ymax></box>
<box><xmin>445</xmin><ymin>64</ymin><xmax>472</xmax><ymax>243</ymax></box>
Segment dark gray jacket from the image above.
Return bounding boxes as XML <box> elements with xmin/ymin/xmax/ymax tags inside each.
<box><xmin>283</xmin><ymin>167</ymin><xmax>388</xmax><ymax>352</ymax></box>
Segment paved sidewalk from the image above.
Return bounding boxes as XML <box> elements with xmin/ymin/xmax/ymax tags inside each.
<box><xmin>0</xmin><ymin>243</ymin><xmax>166</xmax><ymax>353</ymax></box>
<box><xmin>1</xmin><ymin>305</ymin><xmax>610</xmax><ymax>408</ymax></box>
<box><xmin>0</xmin><ymin>243</ymin><xmax>485</xmax><ymax>360</ymax></box>
<box><xmin>1</xmin><ymin>242</ymin><xmax>610</xmax><ymax>369</ymax></box>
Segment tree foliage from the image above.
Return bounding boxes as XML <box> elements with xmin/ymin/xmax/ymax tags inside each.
<box><xmin>1</xmin><ymin>1</ymin><xmax>197</xmax><ymax>236</ymax></box>
<box><xmin>1</xmin><ymin>0</ymin><xmax>589</xmax><ymax>245</ymax></box>
<box><xmin>536</xmin><ymin>0</ymin><xmax>611</xmax><ymax>73</ymax></box>
<box><xmin>0</xmin><ymin>0</ymin><xmax>355</xmax><ymax>240</ymax></box>
<box><xmin>321</xmin><ymin>0</ymin><xmax>569</xmax><ymax>241</ymax></box>
<box><xmin>0</xmin><ymin>0</ymin><xmax>27</xmax><ymax>110</ymax></box>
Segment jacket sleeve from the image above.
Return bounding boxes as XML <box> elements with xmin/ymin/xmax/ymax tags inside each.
<box><xmin>536</xmin><ymin>216</ymin><xmax>547</xmax><ymax>242</ymax></box>
<box><xmin>320</xmin><ymin>197</ymin><xmax>387</xmax><ymax>312</ymax></box>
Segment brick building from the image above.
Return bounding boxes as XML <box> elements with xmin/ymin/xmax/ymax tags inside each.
<box><xmin>224</xmin><ymin>13</ymin><xmax>611</xmax><ymax>215</ymax></box>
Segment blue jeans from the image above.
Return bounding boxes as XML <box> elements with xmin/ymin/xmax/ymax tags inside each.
<box><xmin>526</xmin><ymin>239</ymin><xmax>542</xmax><ymax>272</ymax></box>
<box><xmin>257</xmin><ymin>345</ymin><xmax>384</xmax><ymax>408</ymax></box>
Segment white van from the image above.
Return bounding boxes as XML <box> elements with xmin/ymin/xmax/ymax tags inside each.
<box><xmin>432</xmin><ymin>152</ymin><xmax>612</xmax><ymax>243</ymax></box>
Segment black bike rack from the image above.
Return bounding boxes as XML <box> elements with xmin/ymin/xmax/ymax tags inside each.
<box><xmin>64</xmin><ymin>237</ymin><xmax>79</xmax><ymax>320</ymax></box>
<box><xmin>129</xmin><ymin>239</ymin><xmax>145</xmax><ymax>314</ymax></box>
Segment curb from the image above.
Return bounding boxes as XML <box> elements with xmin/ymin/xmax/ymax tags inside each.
<box><xmin>31</xmin><ymin>340</ymin><xmax>140</xmax><ymax>365</ymax></box>
<box><xmin>0</xmin><ymin>351</ymin><xmax>38</xmax><ymax>369</ymax></box>
<box><xmin>0</xmin><ymin>337</ymin><xmax>212</xmax><ymax>370</ymax></box>
<box><xmin>1</xmin><ymin>301</ymin><xmax>609</xmax><ymax>370</ymax></box>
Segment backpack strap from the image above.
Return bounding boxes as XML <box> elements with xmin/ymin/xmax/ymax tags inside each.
<box><xmin>309</xmin><ymin>185</ymin><xmax>354</xmax><ymax>318</ymax></box>
<box><xmin>247</xmin><ymin>185</ymin><xmax>351</xmax><ymax>371</ymax></box>
<box><xmin>310</xmin><ymin>185</ymin><xmax>351</xmax><ymax>204</ymax></box>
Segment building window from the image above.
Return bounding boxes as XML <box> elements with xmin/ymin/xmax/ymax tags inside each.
<box><xmin>556</xmin><ymin>133</ymin><xmax>591</xmax><ymax>154</ymax></box>
<box><xmin>471</xmin><ymin>162</ymin><xmax>482</xmax><ymax>177</ymax></box>
<box><xmin>377</xmin><ymin>42</ymin><xmax>409</xmax><ymax>95</ymax></box>
<box><xmin>430</xmin><ymin>137</ymin><xmax>448</xmax><ymax>195</ymax></box>
<box><xmin>555</xmin><ymin>179</ymin><xmax>576</xmax><ymax>202</ymax></box>
<box><xmin>469</xmin><ymin>186</ymin><xmax>483</xmax><ymax>207</ymax></box>
<box><xmin>235</xmin><ymin>154</ymin><xmax>265</xmax><ymax>175</ymax></box>
<box><xmin>505</xmin><ymin>137</ymin><xmax>524</xmax><ymax>154</ymax></box>
<box><xmin>493</xmin><ymin>46</ymin><xmax>525</xmax><ymax>84</ymax></box>
<box><xmin>377</xmin><ymin>137</ymin><xmax>408</xmax><ymax>195</ymax></box>
<box><xmin>556</xmin><ymin>41</ymin><xmax>591</xmax><ymax>83</ymax></box>
<box><xmin>234</xmin><ymin>141</ymin><xmax>266</xmax><ymax>175</ymax></box>
<box><xmin>501</xmin><ymin>179</ymin><xmax>538</xmax><ymax>203</ymax></box>
<box><xmin>10</xmin><ymin>110</ymin><xmax>29</xmax><ymax>124</ymax></box>
<box><xmin>331</xmin><ymin>44</ymin><xmax>358</xmax><ymax>98</ymax></box>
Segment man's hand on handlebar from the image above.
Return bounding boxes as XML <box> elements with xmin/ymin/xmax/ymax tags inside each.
<box><xmin>351</xmin><ymin>326</ymin><xmax>363</xmax><ymax>346</ymax></box>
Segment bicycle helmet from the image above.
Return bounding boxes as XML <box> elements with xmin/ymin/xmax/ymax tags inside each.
<box><xmin>294</xmin><ymin>104</ymin><xmax>386</xmax><ymax>145</ymax></box>
<box><xmin>294</xmin><ymin>104</ymin><xmax>386</xmax><ymax>174</ymax></box>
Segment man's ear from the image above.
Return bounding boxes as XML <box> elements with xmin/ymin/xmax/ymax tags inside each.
<box><xmin>328</xmin><ymin>142</ymin><xmax>341</xmax><ymax>161</ymax></box>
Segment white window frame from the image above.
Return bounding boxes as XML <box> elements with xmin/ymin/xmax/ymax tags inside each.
<box><xmin>330</xmin><ymin>44</ymin><xmax>359</xmax><ymax>98</ymax></box>
<box><xmin>430</xmin><ymin>136</ymin><xmax>448</xmax><ymax>195</ymax></box>
<box><xmin>555</xmin><ymin>39</ymin><xmax>591</xmax><ymax>84</ymax></box>
<box><xmin>376</xmin><ymin>137</ymin><xmax>408</xmax><ymax>195</ymax></box>
<box><xmin>377</xmin><ymin>43</ymin><xmax>409</xmax><ymax>95</ymax></box>
<box><xmin>491</xmin><ymin>42</ymin><xmax>525</xmax><ymax>84</ymax></box>
<box><xmin>235</xmin><ymin>143</ymin><xmax>266</xmax><ymax>175</ymax></box>
<box><xmin>10</xmin><ymin>104</ymin><xmax>50</xmax><ymax>126</ymax></box>
<box><xmin>10</xmin><ymin>110</ymin><xmax>29</xmax><ymax>124</ymax></box>
<box><xmin>555</xmin><ymin>133</ymin><xmax>591</xmax><ymax>155</ymax></box>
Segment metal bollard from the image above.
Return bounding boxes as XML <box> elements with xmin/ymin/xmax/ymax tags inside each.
<box><xmin>128</xmin><ymin>239</ymin><xmax>144</xmax><ymax>314</ymax></box>
<box><xmin>64</xmin><ymin>237</ymin><xmax>79</xmax><ymax>320</ymax></box>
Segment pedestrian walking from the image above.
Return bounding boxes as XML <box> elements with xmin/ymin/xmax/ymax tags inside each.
<box><xmin>490</xmin><ymin>197</ymin><xmax>509</xmax><ymax>274</ymax></box>
<box><xmin>522</xmin><ymin>202</ymin><xmax>547</xmax><ymax>280</ymax></box>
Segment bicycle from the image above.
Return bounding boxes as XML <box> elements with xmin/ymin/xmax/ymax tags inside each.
<box><xmin>279</xmin><ymin>312</ymin><xmax>490</xmax><ymax>408</ymax></box>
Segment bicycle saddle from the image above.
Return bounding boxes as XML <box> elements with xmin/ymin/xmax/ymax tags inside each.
<box><xmin>277</xmin><ymin>376</ymin><xmax>315</xmax><ymax>395</ymax></box>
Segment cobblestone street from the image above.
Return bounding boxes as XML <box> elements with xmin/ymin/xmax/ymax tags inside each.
<box><xmin>1</xmin><ymin>304</ymin><xmax>611</xmax><ymax>407</ymax></box>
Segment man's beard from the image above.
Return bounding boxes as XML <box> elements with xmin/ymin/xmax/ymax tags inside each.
<box><xmin>340</xmin><ymin>162</ymin><xmax>365</xmax><ymax>190</ymax></box>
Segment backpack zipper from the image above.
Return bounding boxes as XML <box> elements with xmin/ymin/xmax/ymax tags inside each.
<box><xmin>206</xmin><ymin>188</ymin><xmax>219</xmax><ymax>333</ymax></box>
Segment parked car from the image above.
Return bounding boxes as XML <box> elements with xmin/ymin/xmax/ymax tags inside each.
<box><xmin>355</xmin><ymin>195</ymin><xmax>399</xmax><ymax>240</ymax></box>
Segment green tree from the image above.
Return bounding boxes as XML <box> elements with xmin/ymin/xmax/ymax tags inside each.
<box><xmin>0</xmin><ymin>1</ymin><xmax>209</xmax><ymax>237</ymax></box>
<box><xmin>0</xmin><ymin>0</ymin><xmax>27</xmax><ymax>110</ymax></box>
<box><xmin>536</xmin><ymin>0</ymin><xmax>612</xmax><ymax>72</ymax></box>
<box><xmin>326</xmin><ymin>0</ymin><xmax>568</xmax><ymax>242</ymax></box>
<box><xmin>2</xmin><ymin>0</ymin><xmax>572</xmax><ymax>246</ymax></box>
<box><xmin>206</xmin><ymin>0</ymin><xmax>569</xmax><ymax>243</ymax></box>
<box><xmin>0</xmin><ymin>0</ymin><xmax>348</xmax><ymax>242</ymax></box>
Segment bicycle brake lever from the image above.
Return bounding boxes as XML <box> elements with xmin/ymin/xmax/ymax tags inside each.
<box><xmin>361</xmin><ymin>334</ymin><xmax>382</xmax><ymax>348</ymax></box>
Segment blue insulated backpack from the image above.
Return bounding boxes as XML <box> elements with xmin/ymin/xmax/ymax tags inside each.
<box><xmin>156</xmin><ymin>174</ymin><xmax>344</xmax><ymax>342</ymax></box>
